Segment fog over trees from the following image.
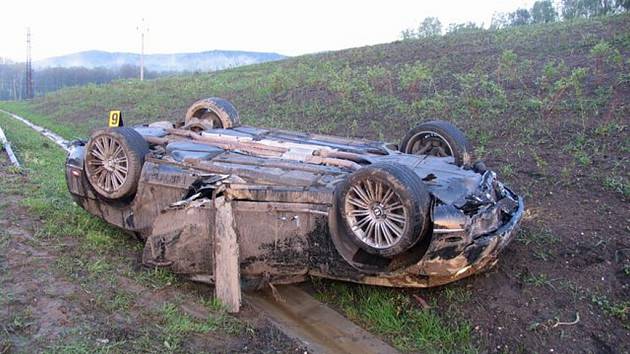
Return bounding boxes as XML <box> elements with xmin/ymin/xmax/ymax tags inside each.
<box><xmin>0</xmin><ymin>62</ymin><xmax>163</xmax><ymax>100</ymax></box>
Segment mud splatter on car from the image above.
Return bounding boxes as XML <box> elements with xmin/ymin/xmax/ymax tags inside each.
<box><xmin>66</xmin><ymin>97</ymin><xmax>523</xmax><ymax>289</ymax></box>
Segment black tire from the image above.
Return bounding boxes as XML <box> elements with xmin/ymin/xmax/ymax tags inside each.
<box><xmin>333</xmin><ymin>163</ymin><xmax>431</xmax><ymax>258</ymax></box>
<box><xmin>84</xmin><ymin>127</ymin><xmax>149</xmax><ymax>200</ymax></box>
<box><xmin>400</xmin><ymin>120</ymin><xmax>473</xmax><ymax>167</ymax></box>
<box><xmin>181</xmin><ymin>97</ymin><xmax>240</xmax><ymax>129</ymax></box>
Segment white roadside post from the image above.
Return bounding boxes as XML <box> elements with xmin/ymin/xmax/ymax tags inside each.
<box><xmin>0</xmin><ymin>125</ymin><xmax>20</xmax><ymax>167</ymax></box>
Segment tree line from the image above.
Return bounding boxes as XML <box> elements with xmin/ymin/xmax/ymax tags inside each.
<box><xmin>401</xmin><ymin>0</ymin><xmax>629</xmax><ymax>39</ymax></box>
<box><xmin>0</xmin><ymin>61</ymin><xmax>164</xmax><ymax>100</ymax></box>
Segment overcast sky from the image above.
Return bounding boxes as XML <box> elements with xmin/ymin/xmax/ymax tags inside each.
<box><xmin>1</xmin><ymin>0</ymin><xmax>537</xmax><ymax>61</ymax></box>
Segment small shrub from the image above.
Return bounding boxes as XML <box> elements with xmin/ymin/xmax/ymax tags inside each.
<box><xmin>498</xmin><ymin>50</ymin><xmax>519</xmax><ymax>83</ymax></box>
<box><xmin>366</xmin><ymin>65</ymin><xmax>393</xmax><ymax>94</ymax></box>
<box><xmin>590</xmin><ymin>41</ymin><xmax>623</xmax><ymax>72</ymax></box>
<box><xmin>399</xmin><ymin>62</ymin><xmax>432</xmax><ymax>93</ymax></box>
<box><xmin>603</xmin><ymin>175</ymin><xmax>630</xmax><ymax>197</ymax></box>
<box><xmin>591</xmin><ymin>295</ymin><xmax>629</xmax><ymax>321</ymax></box>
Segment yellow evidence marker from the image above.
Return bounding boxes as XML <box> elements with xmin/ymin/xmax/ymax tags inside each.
<box><xmin>108</xmin><ymin>110</ymin><xmax>123</xmax><ymax>127</ymax></box>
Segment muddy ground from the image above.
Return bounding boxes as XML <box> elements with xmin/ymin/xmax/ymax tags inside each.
<box><xmin>419</xmin><ymin>142</ymin><xmax>630</xmax><ymax>352</ymax></box>
<box><xmin>0</xmin><ymin>157</ymin><xmax>304</xmax><ymax>353</ymax></box>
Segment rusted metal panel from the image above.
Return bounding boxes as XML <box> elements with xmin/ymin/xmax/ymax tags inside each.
<box><xmin>233</xmin><ymin>201</ymin><xmax>322</xmax><ymax>279</ymax></box>
<box><xmin>143</xmin><ymin>199</ymin><xmax>215</xmax><ymax>275</ymax></box>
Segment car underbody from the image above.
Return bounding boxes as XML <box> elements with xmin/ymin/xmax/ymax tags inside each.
<box><xmin>65</xmin><ymin>97</ymin><xmax>524</xmax><ymax>289</ymax></box>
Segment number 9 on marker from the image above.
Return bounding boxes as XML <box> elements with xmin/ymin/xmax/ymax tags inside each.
<box><xmin>108</xmin><ymin>110</ymin><xmax>123</xmax><ymax>127</ymax></box>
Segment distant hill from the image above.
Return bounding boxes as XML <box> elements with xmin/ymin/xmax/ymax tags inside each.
<box><xmin>33</xmin><ymin>50</ymin><xmax>286</xmax><ymax>72</ymax></box>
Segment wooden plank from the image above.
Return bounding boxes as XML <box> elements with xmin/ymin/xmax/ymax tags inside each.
<box><xmin>245</xmin><ymin>285</ymin><xmax>400</xmax><ymax>354</ymax></box>
<box><xmin>213</xmin><ymin>196</ymin><xmax>241</xmax><ymax>313</ymax></box>
<box><xmin>0</xmin><ymin>125</ymin><xmax>20</xmax><ymax>167</ymax></box>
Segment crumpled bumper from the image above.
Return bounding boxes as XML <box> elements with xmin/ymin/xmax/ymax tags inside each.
<box><xmin>422</xmin><ymin>195</ymin><xmax>526</xmax><ymax>278</ymax></box>
<box><xmin>356</xmin><ymin>195</ymin><xmax>524</xmax><ymax>288</ymax></box>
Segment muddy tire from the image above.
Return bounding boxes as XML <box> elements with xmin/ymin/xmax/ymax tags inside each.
<box><xmin>182</xmin><ymin>97</ymin><xmax>240</xmax><ymax>129</ymax></box>
<box><xmin>84</xmin><ymin>127</ymin><xmax>149</xmax><ymax>200</ymax></box>
<box><xmin>400</xmin><ymin>120</ymin><xmax>473</xmax><ymax>167</ymax></box>
<box><xmin>333</xmin><ymin>163</ymin><xmax>431</xmax><ymax>258</ymax></box>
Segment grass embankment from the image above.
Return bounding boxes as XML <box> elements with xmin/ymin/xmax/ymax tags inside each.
<box><xmin>0</xmin><ymin>111</ymin><xmax>250</xmax><ymax>352</ymax></box>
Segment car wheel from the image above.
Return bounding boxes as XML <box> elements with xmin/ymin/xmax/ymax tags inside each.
<box><xmin>182</xmin><ymin>97</ymin><xmax>240</xmax><ymax>129</ymax></box>
<box><xmin>334</xmin><ymin>163</ymin><xmax>431</xmax><ymax>258</ymax></box>
<box><xmin>84</xmin><ymin>127</ymin><xmax>149</xmax><ymax>200</ymax></box>
<box><xmin>400</xmin><ymin>120</ymin><xmax>473</xmax><ymax>167</ymax></box>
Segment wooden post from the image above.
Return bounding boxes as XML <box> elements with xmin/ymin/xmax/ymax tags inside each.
<box><xmin>213</xmin><ymin>196</ymin><xmax>241</xmax><ymax>313</ymax></box>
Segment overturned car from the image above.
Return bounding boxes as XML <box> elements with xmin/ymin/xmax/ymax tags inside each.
<box><xmin>65</xmin><ymin>97</ymin><xmax>523</xmax><ymax>288</ymax></box>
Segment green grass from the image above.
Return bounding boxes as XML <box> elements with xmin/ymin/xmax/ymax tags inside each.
<box><xmin>0</xmin><ymin>112</ymin><xmax>117</xmax><ymax>240</ymax></box>
<box><xmin>45</xmin><ymin>339</ymin><xmax>128</xmax><ymax>354</ymax></box>
<box><xmin>159</xmin><ymin>303</ymin><xmax>220</xmax><ymax>350</ymax></box>
<box><xmin>127</xmin><ymin>266</ymin><xmax>178</xmax><ymax>290</ymax></box>
<box><xmin>591</xmin><ymin>295</ymin><xmax>630</xmax><ymax>321</ymax></box>
<box><xmin>0</xmin><ymin>111</ymin><xmax>247</xmax><ymax>352</ymax></box>
<box><xmin>518</xmin><ymin>226</ymin><xmax>572</xmax><ymax>264</ymax></box>
<box><xmin>158</xmin><ymin>299</ymin><xmax>248</xmax><ymax>351</ymax></box>
<box><xmin>314</xmin><ymin>281</ymin><xmax>475</xmax><ymax>353</ymax></box>
<box><xmin>442</xmin><ymin>287</ymin><xmax>472</xmax><ymax>306</ymax></box>
<box><xmin>603</xmin><ymin>175</ymin><xmax>630</xmax><ymax>197</ymax></box>
<box><xmin>523</xmin><ymin>273</ymin><xmax>553</xmax><ymax>288</ymax></box>
<box><xmin>7</xmin><ymin>309</ymin><xmax>34</xmax><ymax>334</ymax></box>
<box><xmin>1</xmin><ymin>101</ymin><xmax>83</xmax><ymax>139</ymax></box>
<box><xmin>517</xmin><ymin>227</ymin><xmax>559</xmax><ymax>247</ymax></box>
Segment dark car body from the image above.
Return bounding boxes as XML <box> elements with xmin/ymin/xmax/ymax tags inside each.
<box><xmin>65</xmin><ymin>121</ymin><xmax>523</xmax><ymax>289</ymax></box>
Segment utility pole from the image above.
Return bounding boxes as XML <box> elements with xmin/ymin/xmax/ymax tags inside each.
<box><xmin>12</xmin><ymin>78</ymin><xmax>18</xmax><ymax>100</ymax></box>
<box><xmin>137</xmin><ymin>19</ymin><xmax>148</xmax><ymax>81</ymax></box>
<box><xmin>24</xmin><ymin>27</ymin><xmax>33</xmax><ymax>99</ymax></box>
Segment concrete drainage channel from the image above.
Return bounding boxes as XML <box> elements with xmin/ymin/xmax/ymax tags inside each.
<box><xmin>0</xmin><ymin>109</ymin><xmax>399</xmax><ymax>354</ymax></box>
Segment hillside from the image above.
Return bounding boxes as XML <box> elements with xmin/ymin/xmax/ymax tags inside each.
<box><xmin>33</xmin><ymin>50</ymin><xmax>286</xmax><ymax>72</ymax></box>
<box><xmin>2</xmin><ymin>14</ymin><xmax>629</xmax><ymax>353</ymax></box>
